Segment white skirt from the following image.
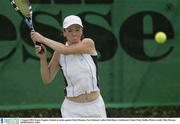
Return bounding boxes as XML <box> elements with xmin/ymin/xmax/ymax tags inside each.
<box><xmin>60</xmin><ymin>95</ymin><xmax>107</xmax><ymax>118</ymax></box>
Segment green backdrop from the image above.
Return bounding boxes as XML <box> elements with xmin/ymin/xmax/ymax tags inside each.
<box><xmin>0</xmin><ymin>0</ymin><xmax>180</xmax><ymax>110</ymax></box>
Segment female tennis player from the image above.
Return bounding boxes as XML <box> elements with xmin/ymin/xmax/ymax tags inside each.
<box><xmin>31</xmin><ymin>15</ymin><xmax>107</xmax><ymax>118</ymax></box>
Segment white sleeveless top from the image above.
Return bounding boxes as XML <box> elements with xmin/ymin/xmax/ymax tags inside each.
<box><xmin>59</xmin><ymin>53</ymin><xmax>100</xmax><ymax>97</ymax></box>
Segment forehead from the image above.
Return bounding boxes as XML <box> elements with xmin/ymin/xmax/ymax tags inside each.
<box><xmin>66</xmin><ymin>24</ymin><xmax>82</xmax><ymax>30</ymax></box>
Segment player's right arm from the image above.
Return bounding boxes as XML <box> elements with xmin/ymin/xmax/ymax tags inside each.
<box><xmin>35</xmin><ymin>44</ymin><xmax>60</xmax><ymax>84</ymax></box>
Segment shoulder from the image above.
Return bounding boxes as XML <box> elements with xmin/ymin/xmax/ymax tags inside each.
<box><xmin>82</xmin><ymin>38</ymin><xmax>97</xmax><ymax>54</ymax></box>
<box><xmin>82</xmin><ymin>38</ymin><xmax>95</xmax><ymax>47</ymax></box>
<box><xmin>82</xmin><ymin>38</ymin><xmax>94</xmax><ymax>43</ymax></box>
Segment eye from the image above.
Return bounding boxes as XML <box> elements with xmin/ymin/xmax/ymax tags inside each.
<box><xmin>67</xmin><ymin>30</ymin><xmax>72</xmax><ymax>32</ymax></box>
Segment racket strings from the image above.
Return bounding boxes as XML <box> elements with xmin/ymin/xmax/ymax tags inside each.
<box><xmin>13</xmin><ymin>0</ymin><xmax>31</xmax><ymax>17</ymax></box>
<box><xmin>10</xmin><ymin>0</ymin><xmax>34</xmax><ymax>30</ymax></box>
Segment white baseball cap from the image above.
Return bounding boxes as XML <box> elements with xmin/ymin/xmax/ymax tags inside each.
<box><xmin>63</xmin><ymin>15</ymin><xmax>83</xmax><ymax>29</ymax></box>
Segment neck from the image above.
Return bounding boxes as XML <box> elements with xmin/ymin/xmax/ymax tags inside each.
<box><xmin>67</xmin><ymin>40</ymin><xmax>81</xmax><ymax>45</ymax></box>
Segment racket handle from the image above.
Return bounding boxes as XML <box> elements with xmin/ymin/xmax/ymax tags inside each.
<box><xmin>31</xmin><ymin>31</ymin><xmax>44</xmax><ymax>54</ymax></box>
<box><xmin>30</xmin><ymin>30</ymin><xmax>44</xmax><ymax>54</ymax></box>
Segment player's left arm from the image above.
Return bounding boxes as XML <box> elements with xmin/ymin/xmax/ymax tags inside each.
<box><xmin>31</xmin><ymin>32</ymin><xmax>96</xmax><ymax>54</ymax></box>
<box><xmin>45</xmin><ymin>38</ymin><xmax>95</xmax><ymax>54</ymax></box>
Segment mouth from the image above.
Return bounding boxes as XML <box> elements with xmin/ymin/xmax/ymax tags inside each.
<box><xmin>73</xmin><ymin>37</ymin><xmax>80</xmax><ymax>40</ymax></box>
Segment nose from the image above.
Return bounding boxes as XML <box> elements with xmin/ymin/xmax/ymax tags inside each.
<box><xmin>72</xmin><ymin>31</ymin><xmax>76</xmax><ymax>35</ymax></box>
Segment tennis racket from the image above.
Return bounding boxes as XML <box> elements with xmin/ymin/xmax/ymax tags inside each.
<box><xmin>10</xmin><ymin>0</ymin><xmax>43</xmax><ymax>53</ymax></box>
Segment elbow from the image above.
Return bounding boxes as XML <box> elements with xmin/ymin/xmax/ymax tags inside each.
<box><xmin>42</xmin><ymin>78</ymin><xmax>51</xmax><ymax>85</ymax></box>
<box><xmin>41</xmin><ymin>72</ymin><xmax>52</xmax><ymax>85</ymax></box>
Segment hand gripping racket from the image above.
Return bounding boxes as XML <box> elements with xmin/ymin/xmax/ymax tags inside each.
<box><xmin>10</xmin><ymin>0</ymin><xmax>43</xmax><ymax>53</ymax></box>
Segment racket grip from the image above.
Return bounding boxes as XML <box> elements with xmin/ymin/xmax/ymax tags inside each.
<box><xmin>30</xmin><ymin>31</ymin><xmax>44</xmax><ymax>54</ymax></box>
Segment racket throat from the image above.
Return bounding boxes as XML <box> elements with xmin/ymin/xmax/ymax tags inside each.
<box><xmin>25</xmin><ymin>17</ymin><xmax>35</xmax><ymax>31</ymax></box>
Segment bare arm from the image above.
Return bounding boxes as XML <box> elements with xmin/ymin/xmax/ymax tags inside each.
<box><xmin>35</xmin><ymin>45</ymin><xmax>60</xmax><ymax>84</ymax></box>
<box><xmin>44</xmin><ymin>37</ymin><xmax>95</xmax><ymax>54</ymax></box>
<box><xmin>41</xmin><ymin>51</ymin><xmax>60</xmax><ymax>84</ymax></box>
<box><xmin>31</xmin><ymin>32</ymin><xmax>96</xmax><ymax>55</ymax></box>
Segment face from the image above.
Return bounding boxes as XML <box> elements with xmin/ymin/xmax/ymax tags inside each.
<box><xmin>63</xmin><ymin>24</ymin><xmax>83</xmax><ymax>44</ymax></box>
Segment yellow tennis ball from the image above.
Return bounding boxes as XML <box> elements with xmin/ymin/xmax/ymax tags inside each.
<box><xmin>155</xmin><ymin>32</ymin><xmax>167</xmax><ymax>44</ymax></box>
